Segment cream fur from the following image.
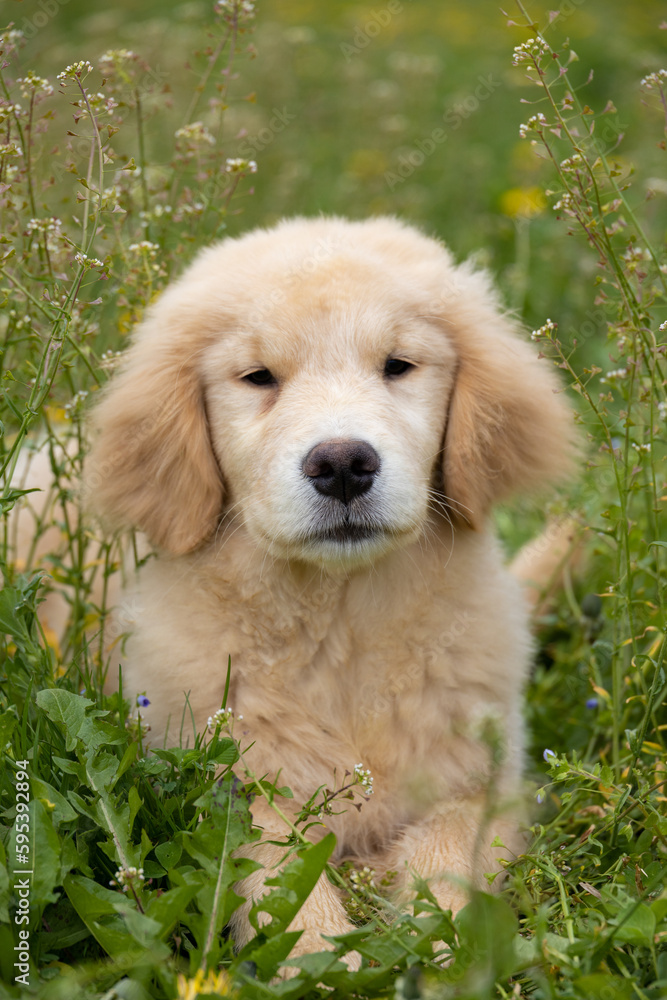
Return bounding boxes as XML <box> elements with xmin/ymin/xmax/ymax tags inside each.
<box><xmin>85</xmin><ymin>216</ymin><xmax>576</xmax><ymax>961</ymax></box>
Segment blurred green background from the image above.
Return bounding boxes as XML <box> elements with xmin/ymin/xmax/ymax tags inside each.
<box><xmin>12</xmin><ymin>0</ymin><xmax>667</xmax><ymax>335</ymax></box>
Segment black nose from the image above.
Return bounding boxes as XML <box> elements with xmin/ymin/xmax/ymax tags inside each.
<box><xmin>302</xmin><ymin>439</ymin><xmax>380</xmax><ymax>505</ymax></box>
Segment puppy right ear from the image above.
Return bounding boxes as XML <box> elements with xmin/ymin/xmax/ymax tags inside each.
<box><xmin>84</xmin><ymin>316</ymin><xmax>224</xmax><ymax>555</ymax></box>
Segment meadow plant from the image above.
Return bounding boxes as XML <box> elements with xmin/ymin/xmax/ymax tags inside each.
<box><xmin>0</xmin><ymin>1</ymin><xmax>666</xmax><ymax>997</ymax></box>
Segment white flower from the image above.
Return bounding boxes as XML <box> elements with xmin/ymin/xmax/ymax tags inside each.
<box><xmin>64</xmin><ymin>390</ymin><xmax>89</xmax><ymax>418</ymax></box>
<box><xmin>215</xmin><ymin>0</ymin><xmax>256</xmax><ymax>19</ymax></box>
<box><xmin>225</xmin><ymin>157</ymin><xmax>257</xmax><ymax>173</ymax></box>
<box><xmin>110</xmin><ymin>866</ymin><xmax>145</xmax><ymax>891</ymax></box>
<box><xmin>175</xmin><ymin>121</ymin><xmax>215</xmax><ymax>146</ymax></box>
<box><xmin>600</xmin><ymin>367</ymin><xmax>628</xmax><ymax>384</ymax></box>
<box><xmin>512</xmin><ymin>37</ymin><xmax>550</xmax><ymax>67</ymax></box>
<box><xmin>353</xmin><ymin>762</ymin><xmax>374</xmax><ymax>796</ymax></box>
<box><xmin>128</xmin><ymin>240</ymin><xmax>160</xmax><ymax>255</ymax></box>
<box><xmin>0</xmin><ymin>29</ymin><xmax>23</xmax><ymax>53</ymax></box>
<box><xmin>207</xmin><ymin>706</ymin><xmax>242</xmax><ymax>731</ymax></box>
<box><xmin>530</xmin><ymin>318</ymin><xmax>557</xmax><ymax>341</ymax></box>
<box><xmin>641</xmin><ymin>69</ymin><xmax>667</xmax><ymax>90</ymax></box>
<box><xmin>0</xmin><ymin>104</ymin><xmax>23</xmax><ymax>124</ymax></box>
<box><xmin>519</xmin><ymin>112</ymin><xmax>548</xmax><ymax>139</ymax></box>
<box><xmin>17</xmin><ymin>72</ymin><xmax>54</xmax><ymax>99</ymax></box>
<box><xmin>349</xmin><ymin>865</ymin><xmax>376</xmax><ymax>887</ymax></box>
<box><xmin>57</xmin><ymin>61</ymin><xmax>94</xmax><ymax>82</ymax></box>
<box><xmin>553</xmin><ymin>192</ymin><xmax>575</xmax><ymax>212</ymax></box>
<box><xmin>560</xmin><ymin>154</ymin><xmax>584</xmax><ymax>173</ymax></box>
<box><xmin>0</xmin><ymin>141</ymin><xmax>23</xmax><ymax>158</ymax></box>
<box><xmin>26</xmin><ymin>217</ymin><xmax>62</xmax><ymax>235</ymax></box>
<box><xmin>74</xmin><ymin>251</ymin><xmax>105</xmax><ymax>270</ymax></box>
<box><xmin>99</xmin><ymin>49</ymin><xmax>137</xmax><ymax>71</ymax></box>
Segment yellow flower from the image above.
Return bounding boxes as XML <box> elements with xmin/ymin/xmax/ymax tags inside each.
<box><xmin>499</xmin><ymin>186</ymin><xmax>546</xmax><ymax>219</ymax></box>
<box><xmin>175</xmin><ymin>968</ymin><xmax>235</xmax><ymax>1000</ymax></box>
<box><xmin>42</xmin><ymin>626</ymin><xmax>62</xmax><ymax>662</ymax></box>
<box><xmin>345</xmin><ymin>148</ymin><xmax>388</xmax><ymax>179</ymax></box>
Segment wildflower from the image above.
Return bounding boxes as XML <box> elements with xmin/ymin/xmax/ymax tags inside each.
<box><xmin>17</xmin><ymin>72</ymin><xmax>54</xmax><ymax>100</ymax></box>
<box><xmin>0</xmin><ymin>141</ymin><xmax>23</xmax><ymax>158</ymax></box>
<box><xmin>57</xmin><ymin>61</ymin><xmax>94</xmax><ymax>82</ymax></box>
<box><xmin>125</xmin><ymin>715</ymin><xmax>151</xmax><ymax>739</ymax></box>
<box><xmin>74</xmin><ymin>252</ymin><xmax>106</xmax><ymax>272</ymax></box>
<box><xmin>349</xmin><ymin>865</ymin><xmax>376</xmax><ymax>888</ymax></box>
<box><xmin>225</xmin><ymin>157</ymin><xmax>258</xmax><ymax>173</ymax></box>
<box><xmin>553</xmin><ymin>192</ymin><xmax>575</xmax><ymax>213</ymax></box>
<box><xmin>176</xmin><ymin>968</ymin><xmax>235</xmax><ymax>1000</ymax></box>
<box><xmin>207</xmin><ymin>706</ymin><xmax>243</xmax><ymax>731</ymax></box>
<box><xmin>354</xmin><ymin>762</ymin><xmax>374</xmax><ymax>796</ymax></box>
<box><xmin>512</xmin><ymin>37</ymin><xmax>550</xmax><ymax>67</ymax></box>
<box><xmin>99</xmin><ymin>49</ymin><xmax>138</xmax><ymax>72</ymax></box>
<box><xmin>519</xmin><ymin>112</ymin><xmax>548</xmax><ymax>139</ymax></box>
<box><xmin>128</xmin><ymin>240</ymin><xmax>160</xmax><ymax>254</ymax></box>
<box><xmin>641</xmin><ymin>69</ymin><xmax>667</xmax><ymax>90</ymax></box>
<box><xmin>109</xmin><ymin>866</ymin><xmax>144</xmax><ymax>891</ymax></box>
<box><xmin>0</xmin><ymin>104</ymin><xmax>23</xmax><ymax>124</ymax></box>
<box><xmin>64</xmin><ymin>390</ymin><xmax>89</xmax><ymax>419</ymax></box>
<box><xmin>26</xmin><ymin>217</ymin><xmax>62</xmax><ymax>236</ymax></box>
<box><xmin>530</xmin><ymin>318</ymin><xmax>557</xmax><ymax>341</ymax></box>
<box><xmin>215</xmin><ymin>0</ymin><xmax>256</xmax><ymax>21</ymax></box>
<box><xmin>623</xmin><ymin>245</ymin><xmax>650</xmax><ymax>265</ymax></box>
<box><xmin>0</xmin><ymin>29</ymin><xmax>23</xmax><ymax>55</ymax></box>
<box><xmin>658</xmin><ymin>400</ymin><xmax>667</xmax><ymax>421</ymax></box>
<box><xmin>600</xmin><ymin>367</ymin><xmax>628</xmax><ymax>384</ymax></box>
<box><xmin>543</xmin><ymin>748</ymin><xmax>556</xmax><ymax>762</ymax></box>
<box><xmin>175</xmin><ymin>121</ymin><xmax>215</xmax><ymax>146</ymax></box>
<box><xmin>73</xmin><ymin>92</ymin><xmax>117</xmax><ymax>117</ymax></box>
<box><xmin>137</xmin><ymin>694</ymin><xmax>150</xmax><ymax>708</ymax></box>
<box><xmin>585</xmin><ymin>698</ymin><xmax>598</xmax><ymax>709</ymax></box>
<box><xmin>100</xmin><ymin>352</ymin><xmax>123</xmax><ymax>374</ymax></box>
<box><xmin>536</xmin><ymin>790</ymin><xmax>545</xmax><ymax>804</ymax></box>
<box><xmin>499</xmin><ymin>186</ymin><xmax>546</xmax><ymax>219</ymax></box>
<box><xmin>632</xmin><ymin>441</ymin><xmax>651</xmax><ymax>454</ymax></box>
<box><xmin>559</xmin><ymin>153</ymin><xmax>584</xmax><ymax>173</ymax></box>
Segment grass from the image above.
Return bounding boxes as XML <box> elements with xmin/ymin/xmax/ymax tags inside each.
<box><xmin>1</xmin><ymin>0</ymin><xmax>666</xmax><ymax>997</ymax></box>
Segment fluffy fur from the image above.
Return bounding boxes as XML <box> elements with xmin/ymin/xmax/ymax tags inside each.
<box><xmin>85</xmin><ymin>216</ymin><xmax>576</xmax><ymax>958</ymax></box>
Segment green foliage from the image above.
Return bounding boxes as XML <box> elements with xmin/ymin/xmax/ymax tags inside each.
<box><xmin>1</xmin><ymin>0</ymin><xmax>667</xmax><ymax>997</ymax></box>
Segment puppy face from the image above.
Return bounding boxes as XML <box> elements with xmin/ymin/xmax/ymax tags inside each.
<box><xmin>203</xmin><ymin>269</ymin><xmax>457</xmax><ymax>565</ymax></box>
<box><xmin>86</xmin><ymin>217</ymin><xmax>575</xmax><ymax>558</ymax></box>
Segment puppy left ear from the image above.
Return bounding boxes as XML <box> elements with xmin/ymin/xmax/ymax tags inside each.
<box><xmin>440</xmin><ymin>267</ymin><xmax>578</xmax><ymax>528</ymax></box>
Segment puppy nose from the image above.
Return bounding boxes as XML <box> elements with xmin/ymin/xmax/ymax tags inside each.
<box><xmin>302</xmin><ymin>439</ymin><xmax>380</xmax><ymax>505</ymax></box>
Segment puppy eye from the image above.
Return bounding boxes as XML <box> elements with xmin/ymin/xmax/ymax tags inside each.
<box><xmin>243</xmin><ymin>368</ymin><xmax>276</xmax><ymax>386</ymax></box>
<box><xmin>384</xmin><ymin>358</ymin><xmax>414</xmax><ymax>377</ymax></box>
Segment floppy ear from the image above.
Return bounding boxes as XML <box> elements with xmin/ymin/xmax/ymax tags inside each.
<box><xmin>85</xmin><ymin>313</ymin><xmax>224</xmax><ymax>555</ymax></box>
<box><xmin>440</xmin><ymin>266</ymin><xmax>577</xmax><ymax>529</ymax></box>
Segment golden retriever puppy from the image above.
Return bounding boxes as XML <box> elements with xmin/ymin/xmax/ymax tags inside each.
<box><xmin>85</xmin><ymin>216</ymin><xmax>575</xmax><ymax>960</ymax></box>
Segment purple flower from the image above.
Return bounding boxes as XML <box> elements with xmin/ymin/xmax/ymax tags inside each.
<box><xmin>543</xmin><ymin>748</ymin><xmax>556</xmax><ymax>762</ymax></box>
<box><xmin>586</xmin><ymin>698</ymin><xmax>598</xmax><ymax>709</ymax></box>
<box><xmin>536</xmin><ymin>791</ymin><xmax>545</xmax><ymax>804</ymax></box>
<box><xmin>137</xmin><ymin>695</ymin><xmax>150</xmax><ymax>708</ymax></box>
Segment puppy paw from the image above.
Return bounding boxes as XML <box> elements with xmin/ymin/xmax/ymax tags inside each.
<box><xmin>277</xmin><ymin>927</ymin><xmax>361</xmax><ymax>979</ymax></box>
